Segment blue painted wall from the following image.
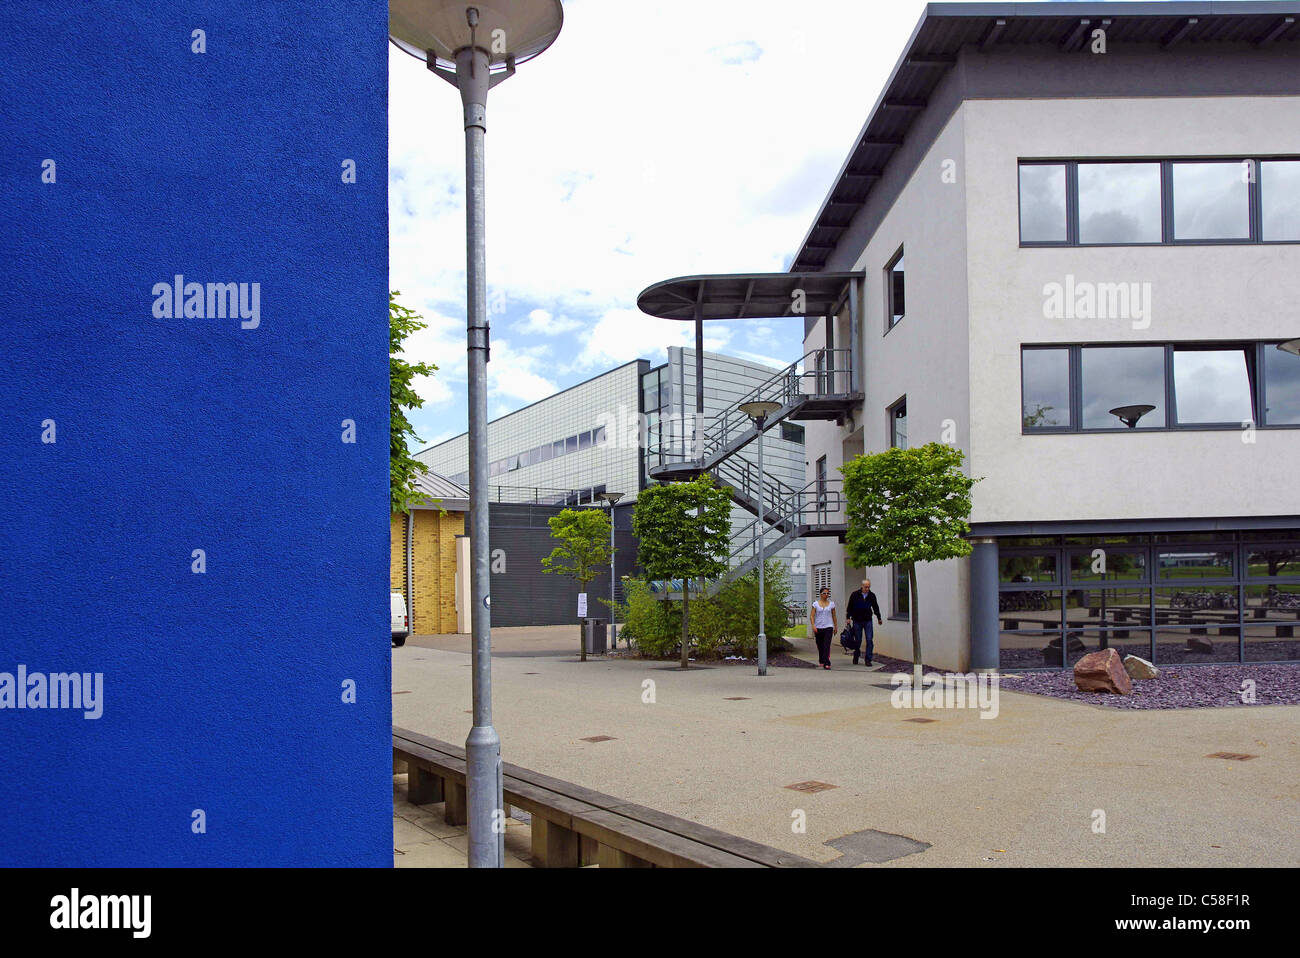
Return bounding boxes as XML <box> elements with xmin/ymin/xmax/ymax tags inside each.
<box><xmin>0</xmin><ymin>2</ymin><xmax>391</xmax><ymax>865</ymax></box>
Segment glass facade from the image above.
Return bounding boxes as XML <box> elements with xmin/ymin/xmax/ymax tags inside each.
<box><xmin>998</xmin><ymin>532</ymin><xmax>1300</xmax><ymax>669</ymax></box>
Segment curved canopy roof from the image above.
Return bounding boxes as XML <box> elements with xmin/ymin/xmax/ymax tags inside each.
<box><xmin>637</xmin><ymin>271</ymin><xmax>861</xmax><ymax>322</ymax></box>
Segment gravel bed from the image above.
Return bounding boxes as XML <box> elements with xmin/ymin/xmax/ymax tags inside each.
<box><xmin>998</xmin><ymin>662</ymin><xmax>1300</xmax><ymax>709</ymax></box>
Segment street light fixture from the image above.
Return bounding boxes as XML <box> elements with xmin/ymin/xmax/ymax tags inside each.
<box><xmin>389</xmin><ymin>0</ymin><xmax>564</xmax><ymax>870</ymax></box>
<box><xmin>738</xmin><ymin>400</ymin><xmax>782</xmax><ymax>676</ymax></box>
<box><xmin>600</xmin><ymin>492</ymin><xmax>624</xmax><ymax>648</ymax></box>
<box><xmin>1108</xmin><ymin>403</ymin><xmax>1156</xmax><ymax>429</ymax></box>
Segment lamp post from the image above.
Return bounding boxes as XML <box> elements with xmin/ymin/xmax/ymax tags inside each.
<box><xmin>389</xmin><ymin>0</ymin><xmax>563</xmax><ymax>869</ymax></box>
<box><xmin>739</xmin><ymin>400</ymin><xmax>782</xmax><ymax>676</ymax></box>
<box><xmin>600</xmin><ymin>492</ymin><xmax>623</xmax><ymax>648</ymax></box>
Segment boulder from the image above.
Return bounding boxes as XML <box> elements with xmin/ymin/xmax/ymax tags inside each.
<box><xmin>1122</xmin><ymin>654</ymin><xmax>1159</xmax><ymax>680</ymax></box>
<box><xmin>1185</xmin><ymin>636</ymin><xmax>1214</xmax><ymax>654</ymax></box>
<box><xmin>1073</xmin><ymin>648</ymin><xmax>1132</xmax><ymax>695</ymax></box>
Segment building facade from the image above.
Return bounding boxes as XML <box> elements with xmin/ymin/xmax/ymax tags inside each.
<box><xmin>794</xmin><ymin>2</ymin><xmax>1300</xmax><ymax>671</ymax></box>
<box><xmin>418</xmin><ymin>350</ymin><xmax>810</xmax><ymax>620</ymax></box>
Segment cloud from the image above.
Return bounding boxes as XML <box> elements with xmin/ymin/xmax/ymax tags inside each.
<box><xmin>516</xmin><ymin>308</ymin><xmax>584</xmax><ymax>336</ymax></box>
<box><xmin>709</xmin><ymin>40</ymin><xmax>763</xmax><ymax>66</ymax></box>
<box><xmin>577</xmin><ymin>308</ymin><xmax>732</xmax><ymax>369</ymax></box>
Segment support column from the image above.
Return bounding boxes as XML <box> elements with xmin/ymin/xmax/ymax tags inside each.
<box><xmin>969</xmin><ymin>537</ymin><xmax>1000</xmax><ymax>672</ymax></box>
<box><xmin>694</xmin><ymin>305</ymin><xmax>704</xmax><ymax>463</ymax></box>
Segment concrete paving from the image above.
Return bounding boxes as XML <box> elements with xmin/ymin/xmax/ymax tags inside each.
<box><xmin>393</xmin><ymin>626</ymin><xmax>1300</xmax><ymax>867</ymax></box>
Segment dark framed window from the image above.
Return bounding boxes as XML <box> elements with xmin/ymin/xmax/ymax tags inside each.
<box><xmin>1021</xmin><ymin>347</ymin><xmax>1072</xmax><ymax>430</ymax></box>
<box><xmin>1018</xmin><ymin>163</ymin><xmax>1068</xmax><ymax>244</ymax></box>
<box><xmin>1171</xmin><ymin>160</ymin><xmax>1249</xmax><ymax>241</ymax></box>
<box><xmin>1171</xmin><ymin>345</ymin><xmax>1255</xmax><ymax>426</ymax></box>
<box><xmin>893</xmin><ymin>563</ymin><xmax>910</xmax><ymax>619</ymax></box>
<box><xmin>1080</xmin><ymin>345</ymin><xmax>1166</xmax><ymax>430</ymax></box>
<box><xmin>889</xmin><ymin>396</ymin><xmax>907</xmax><ymax>449</ymax></box>
<box><xmin>885</xmin><ymin>247</ymin><xmax>905</xmax><ymax>330</ymax></box>
<box><xmin>1019</xmin><ymin>156</ymin><xmax>1300</xmax><ymax>247</ymax></box>
<box><xmin>1261</xmin><ymin>160</ymin><xmax>1300</xmax><ymax>241</ymax></box>
<box><xmin>780</xmin><ymin>421</ymin><xmax>805</xmax><ymax>444</ymax></box>
<box><xmin>1077</xmin><ymin>162</ymin><xmax>1162</xmax><ymax>244</ymax></box>
<box><xmin>1023</xmin><ymin>341</ymin><xmax>1300</xmax><ymax>433</ymax></box>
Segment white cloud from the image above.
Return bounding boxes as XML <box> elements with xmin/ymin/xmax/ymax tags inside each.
<box><xmin>577</xmin><ymin>309</ymin><xmax>731</xmax><ymax>370</ymax></box>
<box><xmin>516</xmin><ymin>308</ymin><xmax>583</xmax><ymax>336</ymax></box>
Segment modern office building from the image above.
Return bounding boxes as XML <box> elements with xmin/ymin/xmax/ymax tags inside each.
<box><xmin>640</xmin><ymin>2</ymin><xmax>1300</xmax><ymax>671</ymax></box>
<box><xmin>418</xmin><ymin>349</ymin><xmax>811</xmax><ymax>622</ymax></box>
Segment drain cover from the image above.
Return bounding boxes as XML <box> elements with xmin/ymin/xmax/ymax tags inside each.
<box><xmin>785</xmin><ymin>781</ymin><xmax>838</xmax><ymax>793</ymax></box>
<box><xmin>1206</xmin><ymin>752</ymin><xmax>1257</xmax><ymax>761</ymax></box>
<box><xmin>825</xmin><ymin>828</ymin><xmax>931</xmax><ymax>866</ymax></box>
<box><xmin>724</xmin><ymin>696</ymin><xmax>751</xmax><ymax>701</ymax></box>
<box><xmin>581</xmin><ymin>735</ymin><xmax>616</xmax><ymax>743</ymax></box>
<box><xmin>905</xmin><ymin>717</ymin><xmax>938</xmax><ymax>724</ymax></box>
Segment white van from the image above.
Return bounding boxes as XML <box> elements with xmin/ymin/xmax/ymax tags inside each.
<box><xmin>391</xmin><ymin>592</ymin><xmax>409</xmax><ymax>647</ymax></box>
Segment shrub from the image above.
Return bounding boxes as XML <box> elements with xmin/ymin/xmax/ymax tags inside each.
<box><xmin>614</xmin><ymin>578</ymin><xmax>680</xmax><ymax>657</ymax></box>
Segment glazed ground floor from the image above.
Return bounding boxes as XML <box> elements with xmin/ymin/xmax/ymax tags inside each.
<box><xmin>805</xmin><ymin>520</ymin><xmax>1300</xmax><ymax>672</ymax></box>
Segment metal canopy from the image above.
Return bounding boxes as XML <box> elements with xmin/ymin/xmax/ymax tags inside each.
<box><xmin>789</xmin><ymin>1</ymin><xmax>1300</xmax><ymax>272</ymax></box>
<box><xmin>637</xmin><ymin>271</ymin><xmax>862</xmax><ymax>321</ymax></box>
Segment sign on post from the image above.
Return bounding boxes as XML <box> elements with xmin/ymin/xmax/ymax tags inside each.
<box><xmin>576</xmin><ymin>592</ymin><xmax>587</xmax><ymax>618</ymax></box>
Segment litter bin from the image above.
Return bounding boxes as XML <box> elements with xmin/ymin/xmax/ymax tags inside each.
<box><xmin>583</xmin><ymin>618</ymin><xmax>607</xmax><ymax>655</ymax></box>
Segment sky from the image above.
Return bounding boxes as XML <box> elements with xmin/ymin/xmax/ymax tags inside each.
<box><xmin>389</xmin><ymin>0</ymin><xmax>937</xmax><ymax>450</ymax></box>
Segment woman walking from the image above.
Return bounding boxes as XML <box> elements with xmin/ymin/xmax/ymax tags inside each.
<box><xmin>809</xmin><ymin>586</ymin><xmax>838</xmax><ymax>670</ymax></box>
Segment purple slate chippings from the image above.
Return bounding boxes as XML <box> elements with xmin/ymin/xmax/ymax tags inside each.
<box><xmin>998</xmin><ymin>662</ymin><xmax>1300</xmax><ymax>710</ymax></box>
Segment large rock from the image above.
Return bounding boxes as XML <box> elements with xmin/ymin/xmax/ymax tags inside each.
<box><xmin>1123</xmin><ymin>654</ymin><xmax>1159</xmax><ymax>680</ymax></box>
<box><xmin>1073</xmin><ymin>648</ymin><xmax>1132</xmax><ymax>695</ymax></box>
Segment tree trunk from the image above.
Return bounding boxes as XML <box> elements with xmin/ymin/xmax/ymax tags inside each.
<box><xmin>680</xmin><ymin>580</ymin><xmax>691</xmax><ymax>669</ymax></box>
<box><xmin>908</xmin><ymin>561</ymin><xmax>922</xmax><ymax>688</ymax></box>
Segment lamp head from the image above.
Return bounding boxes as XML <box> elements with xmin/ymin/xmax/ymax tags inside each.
<box><xmin>739</xmin><ymin>400</ymin><xmax>782</xmax><ymax>423</ymax></box>
<box><xmin>389</xmin><ymin>0</ymin><xmax>563</xmax><ymax>73</ymax></box>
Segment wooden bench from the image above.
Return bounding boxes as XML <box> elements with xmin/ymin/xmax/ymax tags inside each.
<box><xmin>393</xmin><ymin>727</ymin><xmax>817</xmax><ymax>869</ymax></box>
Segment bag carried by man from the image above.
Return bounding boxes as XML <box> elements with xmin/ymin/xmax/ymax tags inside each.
<box><xmin>839</xmin><ymin>626</ymin><xmax>860</xmax><ymax>652</ymax></box>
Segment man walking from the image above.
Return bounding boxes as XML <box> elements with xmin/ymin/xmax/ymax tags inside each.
<box><xmin>846</xmin><ymin>578</ymin><xmax>883</xmax><ymax>666</ymax></box>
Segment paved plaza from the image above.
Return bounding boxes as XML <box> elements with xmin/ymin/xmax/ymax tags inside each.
<box><xmin>393</xmin><ymin>626</ymin><xmax>1300</xmax><ymax>867</ymax></box>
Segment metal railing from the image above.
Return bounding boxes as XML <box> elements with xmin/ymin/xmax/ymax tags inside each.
<box><xmin>644</xmin><ymin>348</ymin><xmax>855</xmax><ymax>468</ymax></box>
<box><xmin>485</xmin><ymin>484</ymin><xmax>611</xmax><ymax>506</ymax></box>
<box><xmin>725</xmin><ymin>477</ymin><xmax>845</xmax><ymax>573</ymax></box>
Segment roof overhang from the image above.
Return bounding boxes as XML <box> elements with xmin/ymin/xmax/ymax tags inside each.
<box><xmin>789</xmin><ymin>1</ymin><xmax>1300</xmax><ymax>273</ymax></box>
<box><xmin>637</xmin><ymin>271</ymin><xmax>863</xmax><ymax>321</ymax></box>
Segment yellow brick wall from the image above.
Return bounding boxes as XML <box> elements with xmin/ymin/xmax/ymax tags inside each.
<box><xmin>390</xmin><ymin>514</ymin><xmax>405</xmax><ymax>594</ymax></box>
<box><xmin>392</xmin><ymin>509</ymin><xmax>465</xmax><ymax>635</ymax></box>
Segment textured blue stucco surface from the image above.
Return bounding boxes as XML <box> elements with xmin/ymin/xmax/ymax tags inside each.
<box><xmin>0</xmin><ymin>2</ymin><xmax>391</xmax><ymax>865</ymax></box>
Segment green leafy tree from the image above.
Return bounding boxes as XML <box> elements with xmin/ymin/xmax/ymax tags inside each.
<box><xmin>841</xmin><ymin>443</ymin><xmax>978</xmax><ymax>686</ymax></box>
<box><xmin>391</xmin><ymin>291</ymin><xmax>436</xmax><ymax>513</ymax></box>
<box><xmin>541</xmin><ymin>507</ymin><xmax>614</xmax><ymax>662</ymax></box>
<box><xmin>632</xmin><ymin>476</ymin><xmax>731</xmax><ymax>668</ymax></box>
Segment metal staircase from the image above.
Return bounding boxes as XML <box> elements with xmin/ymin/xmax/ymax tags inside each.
<box><xmin>646</xmin><ymin>347</ymin><xmax>859</xmax><ymax>594</ymax></box>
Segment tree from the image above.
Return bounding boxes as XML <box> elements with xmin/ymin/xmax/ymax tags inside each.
<box><xmin>541</xmin><ymin>507</ymin><xmax>614</xmax><ymax>662</ymax></box>
<box><xmin>632</xmin><ymin>476</ymin><xmax>732</xmax><ymax>668</ymax></box>
<box><xmin>391</xmin><ymin>291</ymin><xmax>437</xmax><ymax>513</ymax></box>
<box><xmin>841</xmin><ymin>443</ymin><xmax>978</xmax><ymax>686</ymax></box>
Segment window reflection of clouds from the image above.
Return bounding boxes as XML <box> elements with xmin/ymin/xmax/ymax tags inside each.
<box><xmin>1262</xmin><ymin>161</ymin><xmax>1300</xmax><ymax>241</ymax></box>
<box><xmin>1265</xmin><ymin>348</ymin><xmax>1300</xmax><ymax>424</ymax></box>
<box><xmin>1173</xmin><ymin>163</ymin><xmax>1249</xmax><ymax>240</ymax></box>
<box><xmin>1078</xmin><ymin>163</ymin><xmax>1161</xmax><ymax>244</ymax></box>
<box><xmin>1080</xmin><ymin>346</ymin><xmax>1166</xmax><ymax>428</ymax></box>
<box><xmin>1022</xmin><ymin>349</ymin><xmax>1070</xmax><ymax>427</ymax></box>
<box><xmin>1173</xmin><ymin>349</ymin><xmax>1253</xmax><ymax>423</ymax></box>
<box><xmin>1019</xmin><ymin>165</ymin><xmax>1067</xmax><ymax>242</ymax></box>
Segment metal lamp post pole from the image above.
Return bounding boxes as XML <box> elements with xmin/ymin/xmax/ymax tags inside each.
<box><xmin>457</xmin><ymin>37</ymin><xmax>503</xmax><ymax>870</ymax></box>
<box><xmin>755</xmin><ymin>414</ymin><xmax>768</xmax><ymax>676</ymax></box>
<box><xmin>609</xmin><ymin>502</ymin><xmax>618</xmax><ymax>647</ymax></box>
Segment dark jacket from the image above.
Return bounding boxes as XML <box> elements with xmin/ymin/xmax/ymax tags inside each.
<box><xmin>846</xmin><ymin>589</ymin><xmax>881</xmax><ymax>622</ymax></box>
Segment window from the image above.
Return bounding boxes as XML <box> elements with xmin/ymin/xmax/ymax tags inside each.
<box><xmin>885</xmin><ymin>247</ymin><xmax>905</xmax><ymax>329</ymax></box>
<box><xmin>593</xmin><ymin>425</ymin><xmax>606</xmax><ymax>446</ymax></box>
<box><xmin>893</xmin><ymin>564</ymin><xmax>910</xmax><ymax>619</ymax></box>
<box><xmin>889</xmin><ymin>397</ymin><xmax>908</xmax><ymax>448</ymax></box>
<box><xmin>1077</xmin><ymin>162</ymin><xmax>1162</xmax><ymax>244</ymax></box>
<box><xmin>578</xmin><ymin>430</ymin><xmax>592</xmax><ymax>450</ymax></box>
<box><xmin>781</xmin><ymin>422</ymin><xmax>805</xmax><ymax>444</ymax></box>
<box><xmin>1171</xmin><ymin>347</ymin><xmax>1254</xmax><ymax>425</ymax></box>
<box><xmin>1080</xmin><ymin>346</ymin><xmax>1165</xmax><ymax>430</ymax></box>
<box><xmin>813</xmin><ymin>563</ymin><xmax>832</xmax><ymax>599</ymax></box>
<box><xmin>1022</xmin><ymin>348</ymin><xmax>1072</xmax><ymax>429</ymax></box>
<box><xmin>815</xmin><ymin>456</ymin><xmax>828</xmax><ymax>515</ymax></box>
<box><xmin>1021</xmin><ymin>156</ymin><xmax>1300</xmax><ymax>247</ymax></box>
<box><xmin>1261</xmin><ymin>160</ymin><xmax>1300</xmax><ymax>241</ymax></box>
<box><xmin>1172</xmin><ymin>161</ymin><xmax>1249</xmax><ymax>241</ymax></box>
<box><xmin>1018</xmin><ymin>163</ymin><xmax>1067</xmax><ymax>243</ymax></box>
<box><xmin>1025</xmin><ymin>341</ymin><xmax>1300</xmax><ymax>433</ymax></box>
<box><xmin>1264</xmin><ymin>344</ymin><xmax>1300</xmax><ymax>425</ymax></box>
